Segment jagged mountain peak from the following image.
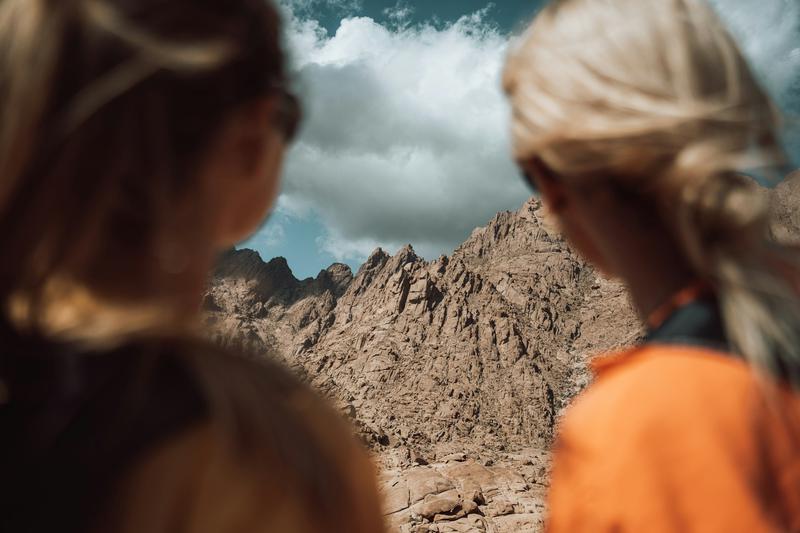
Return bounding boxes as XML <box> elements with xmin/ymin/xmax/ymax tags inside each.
<box><xmin>385</xmin><ymin>244</ymin><xmax>421</xmax><ymax>270</ymax></box>
<box><xmin>206</xmin><ymin>196</ymin><xmax>639</xmax><ymax>455</ymax></box>
<box><xmin>314</xmin><ymin>263</ymin><xmax>354</xmax><ymax>298</ymax></box>
<box><xmin>322</xmin><ymin>262</ymin><xmax>353</xmax><ymax>283</ymax></box>
<box><xmin>208</xmin><ymin>176</ymin><xmax>800</xmax><ymax>454</ymax></box>
<box><xmin>361</xmin><ymin>247</ymin><xmax>391</xmax><ymax>272</ymax></box>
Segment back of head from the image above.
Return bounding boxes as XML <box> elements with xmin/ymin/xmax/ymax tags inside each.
<box><xmin>0</xmin><ymin>0</ymin><xmax>287</xmax><ymax>333</ymax></box>
<box><xmin>504</xmin><ymin>0</ymin><xmax>800</xmax><ymax>384</ymax></box>
<box><xmin>505</xmin><ymin>0</ymin><xmax>783</xmax><ymax>178</ymax></box>
<box><xmin>0</xmin><ymin>2</ymin><xmax>385</xmax><ymax>532</ymax></box>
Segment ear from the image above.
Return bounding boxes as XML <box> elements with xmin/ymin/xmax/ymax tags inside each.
<box><xmin>531</xmin><ymin>157</ymin><xmax>568</xmax><ymax>213</ymax></box>
<box><xmin>231</xmin><ymin>97</ymin><xmax>282</xmax><ymax>177</ymax></box>
<box><xmin>202</xmin><ymin>96</ymin><xmax>287</xmax><ymax>248</ymax></box>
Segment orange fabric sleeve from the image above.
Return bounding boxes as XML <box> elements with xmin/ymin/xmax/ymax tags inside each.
<box><xmin>546</xmin><ymin>347</ymin><xmax>786</xmax><ymax>533</ymax></box>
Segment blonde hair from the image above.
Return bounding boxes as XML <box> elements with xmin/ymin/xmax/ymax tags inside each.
<box><xmin>504</xmin><ymin>0</ymin><xmax>800</xmax><ymax>384</ymax></box>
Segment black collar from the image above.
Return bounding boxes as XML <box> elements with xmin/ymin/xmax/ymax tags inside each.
<box><xmin>644</xmin><ymin>296</ymin><xmax>733</xmax><ymax>355</ymax></box>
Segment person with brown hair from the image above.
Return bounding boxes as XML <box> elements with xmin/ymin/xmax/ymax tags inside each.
<box><xmin>0</xmin><ymin>1</ymin><xmax>385</xmax><ymax>532</ymax></box>
<box><xmin>504</xmin><ymin>0</ymin><xmax>800</xmax><ymax>531</ymax></box>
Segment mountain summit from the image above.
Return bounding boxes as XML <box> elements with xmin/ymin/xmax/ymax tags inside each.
<box><xmin>206</xmin><ymin>198</ymin><xmax>639</xmax><ymax>454</ymax></box>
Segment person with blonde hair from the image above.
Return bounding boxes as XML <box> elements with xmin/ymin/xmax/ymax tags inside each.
<box><xmin>0</xmin><ymin>1</ymin><xmax>385</xmax><ymax>532</ymax></box>
<box><xmin>504</xmin><ymin>0</ymin><xmax>800</xmax><ymax>530</ymax></box>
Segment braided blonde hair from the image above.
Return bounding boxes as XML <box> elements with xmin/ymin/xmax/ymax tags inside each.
<box><xmin>504</xmin><ymin>0</ymin><xmax>800</xmax><ymax>384</ymax></box>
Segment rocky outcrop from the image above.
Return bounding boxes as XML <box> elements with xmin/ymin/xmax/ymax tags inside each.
<box><xmin>770</xmin><ymin>170</ymin><xmax>800</xmax><ymax>244</ymax></box>
<box><xmin>205</xmin><ymin>198</ymin><xmax>640</xmax><ymax>454</ymax></box>
<box><xmin>205</xmin><ymin>252</ymin><xmax>353</xmax><ymax>362</ymax></box>
<box><xmin>379</xmin><ymin>448</ymin><xmax>549</xmax><ymax>533</ymax></box>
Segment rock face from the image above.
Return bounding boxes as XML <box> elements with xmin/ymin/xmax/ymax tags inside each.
<box><xmin>379</xmin><ymin>449</ymin><xmax>550</xmax><ymax>533</ymax></box>
<box><xmin>770</xmin><ymin>170</ymin><xmax>800</xmax><ymax>244</ymax></box>
<box><xmin>205</xmin><ymin>198</ymin><xmax>640</xmax><ymax>455</ymax></box>
<box><xmin>205</xmin><ymin>251</ymin><xmax>353</xmax><ymax>364</ymax></box>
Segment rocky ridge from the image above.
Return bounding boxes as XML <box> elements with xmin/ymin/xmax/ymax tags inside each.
<box><xmin>206</xmin><ymin>198</ymin><xmax>639</xmax><ymax>454</ymax></box>
<box><xmin>769</xmin><ymin>169</ymin><xmax>800</xmax><ymax>244</ymax></box>
<box><xmin>205</xmin><ymin>176</ymin><xmax>799</xmax><ymax>532</ymax></box>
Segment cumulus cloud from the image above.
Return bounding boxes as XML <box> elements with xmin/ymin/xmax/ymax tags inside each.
<box><xmin>260</xmin><ymin>0</ymin><xmax>799</xmax><ymax>267</ymax></box>
<box><xmin>273</xmin><ymin>6</ymin><xmax>529</xmax><ymax>262</ymax></box>
<box><xmin>247</xmin><ymin>214</ymin><xmax>287</xmax><ymax>248</ymax></box>
<box><xmin>382</xmin><ymin>2</ymin><xmax>415</xmax><ymax>30</ymax></box>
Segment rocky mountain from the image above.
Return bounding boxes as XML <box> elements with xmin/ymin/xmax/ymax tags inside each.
<box><xmin>769</xmin><ymin>169</ymin><xmax>800</xmax><ymax>243</ymax></box>
<box><xmin>205</xmin><ymin>198</ymin><xmax>640</xmax><ymax>455</ymax></box>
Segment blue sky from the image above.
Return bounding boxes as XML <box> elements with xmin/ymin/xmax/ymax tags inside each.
<box><xmin>289</xmin><ymin>0</ymin><xmax>545</xmax><ymax>34</ymax></box>
<box><xmin>241</xmin><ymin>0</ymin><xmax>800</xmax><ymax>280</ymax></box>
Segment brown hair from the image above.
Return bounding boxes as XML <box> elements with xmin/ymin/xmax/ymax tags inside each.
<box><xmin>0</xmin><ymin>0</ymin><xmax>291</xmax><ymax>332</ymax></box>
<box><xmin>0</xmin><ymin>2</ymin><xmax>385</xmax><ymax>532</ymax></box>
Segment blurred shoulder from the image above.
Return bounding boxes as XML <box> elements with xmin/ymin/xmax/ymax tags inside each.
<box><xmin>119</xmin><ymin>332</ymin><xmax>343</xmax><ymax>448</ymax></box>
<box><xmin>115</xmin><ymin>332</ymin><xmax>303</xmax><ymax>408</ymax></box>
<box><xmin>105</xmin><ymin>422</ymin><xmax>343</xmax><ymax>533</ymax></box>
<box><xmin>560</xmin><ymin>345</ymin><xmax>760</xmax><ymax>449</ymax></box>
<box><xmin>547</xmin><ymin>349</ymin><xmax>793</xmax><ymax>532</ymax></box>
<box><xmin>104</xmin><ymin>335</ymin><xmax>385</xmax><ymax>533</ymax></box>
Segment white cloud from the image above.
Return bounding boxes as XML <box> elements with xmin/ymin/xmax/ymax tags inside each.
<box><xmin>261</xmin><ymin>0</ymin><xmax>799</xmax><ymax>267</ymax></box>
<box><xmin>248</xmin><ymin>216</ymin><xmax>287</xmax><ymax>248</ymax></box>
<box><xmin>383</xmin><ymin>2</ymin><xmax>414</xmax><ymax>30</ymax></box>
<box><xmin>275</xmin><ymin>7</ymin><xmax>530</xmax><ymax>262</ymax></box>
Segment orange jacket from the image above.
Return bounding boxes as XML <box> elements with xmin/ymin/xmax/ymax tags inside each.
<box><xmin>547</xmin><ymin>344</ymin><xmax>800</xmax><ymax>532</ymax></box>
